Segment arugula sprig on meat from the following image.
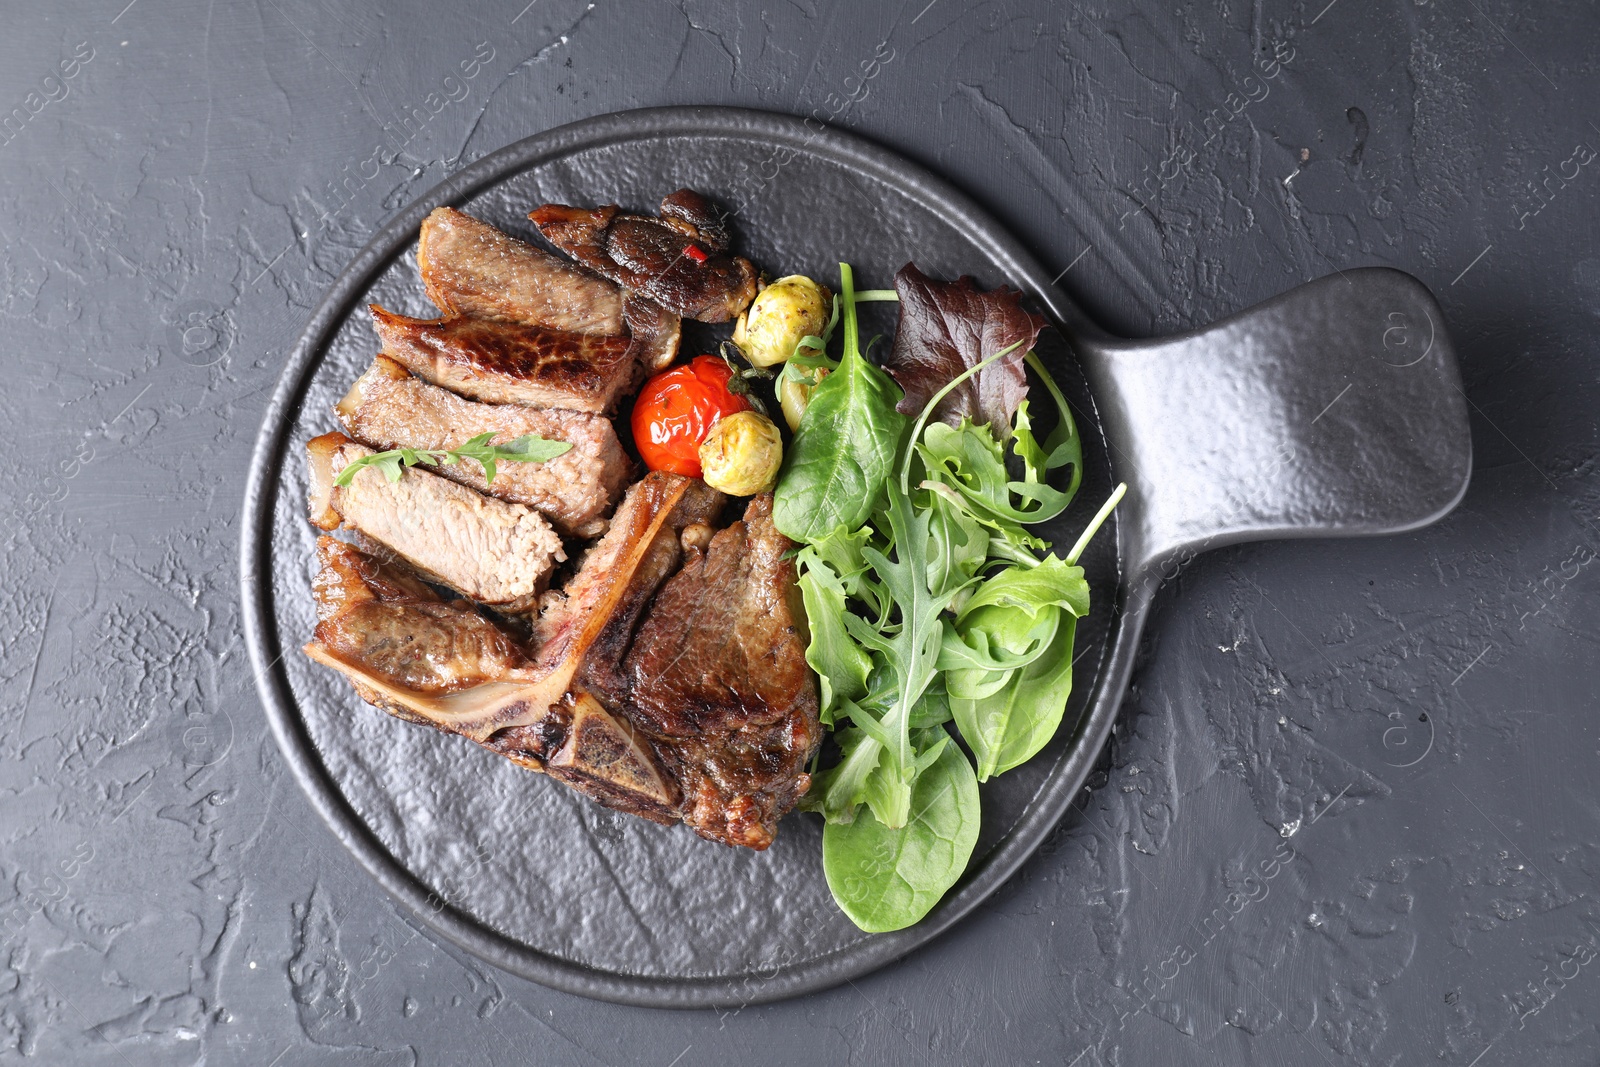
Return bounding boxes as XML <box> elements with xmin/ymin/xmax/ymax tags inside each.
<box><xmin>332</xmin><ymin>432</ymin><xmax>572</xmax><ymax>488</ymax></box>
<box><xmin>774</xmin><ymin>262</ymin><xmax>1123</xmax><ymax>933</ymax></box>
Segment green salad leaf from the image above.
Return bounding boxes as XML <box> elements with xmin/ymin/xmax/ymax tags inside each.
<box><xmin>952</xmin><ymin>614</ymin><xmax>1080</xmax><ymax>780</ymax></box>
<box><xmin>333</xmin><ymin>432</ymin><xmax>572</xmax><ymax>488</ymax></box>
<box><xmin>774</xmin><ymin>262</ymin><xmax>1124</xmax><ymax>933</ymax></box>
<box><xmin>795</xmin><ymin>544</ymin><xmax>873</xmax><ymax>722</ymax></box>
<box><xmin>773</xmin><ymin>264</ymin><xmax>907</xmax><ymax>541</ymax></box>
<box><xmin>832</xmin><ymin>485</ymin><xmax>963</xmax><ymax>829</ymax></box>
<box><xmin>822</xmin><ymin>731</ymin><xmax>981</xmax><ymax>933</ymax></box>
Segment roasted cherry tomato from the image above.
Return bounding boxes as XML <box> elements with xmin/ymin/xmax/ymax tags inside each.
<box><xmin>631</xmin><ymin>355</ymin><xmax>752</xmax><ymax>477</ymax></box>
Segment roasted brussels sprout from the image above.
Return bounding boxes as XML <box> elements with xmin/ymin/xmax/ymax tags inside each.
<box><xmin>699</xmin><ymin>410</ymin><xmax>783</xmax><ymax>496</ymax></box>
<box><xmin>732</xmin><ymin>275</ymin><xmax>832</xmax><ymax>368</ymax></box>
<box><xmin>777</xmin><ymin>361</ymin><xmax>830</xmax><ymax>432</ymax></box>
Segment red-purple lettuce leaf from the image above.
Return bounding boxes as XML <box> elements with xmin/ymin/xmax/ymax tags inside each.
<box><xmin>884</xmin><ymin>263</ymin><xmax>1047</xmax><ymax>435</ymax></box>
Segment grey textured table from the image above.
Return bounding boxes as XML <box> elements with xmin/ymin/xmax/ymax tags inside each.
<box><xmin>4</xmin><ymin>1</ymin><xmax>1597</xmax><ymax>1063</ymax></box>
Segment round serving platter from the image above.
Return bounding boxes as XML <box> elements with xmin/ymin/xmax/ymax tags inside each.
<box><xmin>241</xmin><ymin>106</ymin><xmax>1467</xmax><ymax>1007</ymax></box>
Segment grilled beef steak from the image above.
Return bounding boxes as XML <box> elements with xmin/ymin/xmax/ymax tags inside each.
<box><xmin>303</xmin><ymin>192</ymin><xmax>820</xmax><ymax>849</ymax></box>
<box><xmin>304</xmin><ymin>538</ymin><xmax>678</xmax><ymax>814</ymax></box>
<box><xmin>625</xmin><ymin>495</ymin><xmax>820</xmax><ymax>850</ymax></box>
<box><xmin>417</xmin><ymin>206</ymin><xmax>624</xmax><ymax>333</ymax></box>
<box><xmin>369</xmin><ymin>305</ymin><xmax>639</xmax><ymax>413</ymax></box>
<box><xmin>335</xmin><ymin>355</ymin><xmax>629</xmax><ymax>536</ymax></box>
<box><xmin>304</xmin><ymin>479</ymin><xmax>819</xmax><ymax>847</ymax></box>
<box><xmin>528</xmin><ymin>190</ymin><xmax>758</xmax><ymax>322</ymax></box>
<box><xmin>307</xmin><ymin>432</ymin><xmax>564</xmax><ymax>614</ymax></box>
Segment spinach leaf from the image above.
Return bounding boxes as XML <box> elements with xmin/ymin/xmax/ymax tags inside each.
<box><xmin>960</xmin><ymin>555</ymin><xmax>1089</xmax><ymax>619</ymax></box>
<box><xmin>822</xmin><ymin>731</ymin><xmax>982</xmax><ymax>933</ymax></box>
<box><xmin>773</xmin><ymin>264</ymin><xmax>907</xmax><ymax>541</ymax></box>
<box><xmin>952</xmin><ymin>614</ymin><xmax>1080</xmax><ymax>780</ymax></box>
<box><xmin>941</xmin><ymin>556</ymin><xmax>1089</xmax><ymax>766</ymax></box>
<box><xmin>938</xmin><ymin>607</ymin><xmax>1059</xmax><ymax>700</ymax></box>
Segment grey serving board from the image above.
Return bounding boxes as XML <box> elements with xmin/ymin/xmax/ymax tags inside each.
<box><xmin>241</xmin><ymin>106</ymin><xmax>1470</xmax><ymax>1007</ymax></box>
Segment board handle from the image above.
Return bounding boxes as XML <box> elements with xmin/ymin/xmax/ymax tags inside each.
<box><xmin>1074</xmin><ymin>268</ymin><xmax>1471</xmax><ymax>577</ymax></box>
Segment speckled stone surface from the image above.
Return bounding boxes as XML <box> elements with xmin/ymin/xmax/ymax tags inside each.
<box><xmin>3</xmin><ymin>0</ymin><xmax>1597</xmax><ymax>1062</ymax></box>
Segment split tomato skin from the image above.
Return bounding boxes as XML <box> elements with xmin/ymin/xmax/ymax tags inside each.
<box><xmin>631</xmin><ymin>355</ymin><xmax>752</xmax><ymax>478</ymax></box>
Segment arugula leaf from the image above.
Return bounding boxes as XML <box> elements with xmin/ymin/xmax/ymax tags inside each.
<box><xmin>333</xmin><ymin>433</ymin><xmax>571</xmax><ymax>489</ymax></box>
<box><xmin>795</xmin><ymin>546</ymin><xmax>874</xmax><ymax>722</ymax></box>
<box><xmin>960</xmin><ymin>555</ymin><xmax>1089</xmax><ymax>619</ymax></box>
<box><xmin>800</xmin><ymin>726</ymin><xmax>883</xmax><ymax>824</ymax></box>
<box><xmin>922</xmin><ymin>481</ymin><xmax>989</xmax><ymax>603</ymax></box>
<box><xmin>884</xmin><ymin>263</ymin><xmax>1046</xmax><ymax>436</ymax></box>
<box><xmin>1018</xmin><ymin>351</ymin><xmax>1083</xmax><ymax>504</ymax></box>
<box><xmin>773</xmin><ymin>263</ymin><xmax>907</xmax><ymax>541</ymax></box>
<box><xmin>821</xmin><ymin>731</ymin><xmax>981</xmax><ymax>932</ymax></box>
<box><xmin>919</xmin><ymin>418</ymin><xmax>1075</xmax><ymax>529</ymax></box>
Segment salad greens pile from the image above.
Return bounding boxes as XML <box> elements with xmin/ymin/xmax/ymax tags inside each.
<box><xmin>772</xmin><ymin>262</ymin><xmax>1123</xmax><ymax>933</ymax></box>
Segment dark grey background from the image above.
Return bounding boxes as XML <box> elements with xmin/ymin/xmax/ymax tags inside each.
<box><xmin>3</xmin><ymin>0</ymin><xmax>1596</xmax><ymax>1063</ymax></box>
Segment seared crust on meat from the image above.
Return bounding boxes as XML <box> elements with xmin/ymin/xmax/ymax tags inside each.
<box><xmin>370</xmin><ymin>305</ymin><xmax>639</xmax><ymax>413</ymax></box>
<box><xmin>624</xmin><ymin>495</ymin><xmax>820</xmax><ymax>849</ymax></box>
<box><xmin>308</xmin><ymin>537</ymin><xmax>533</xmax><ymax>694</ymax></box>
<box><xmin>335</xmin><ymin>355</ymin><xmax>630</xmax><ymax>536</ymax></box>
<box><xmin>619</xmin><ymin>292</ymin><xmax>681</xmax><ymax>371</ymax></box>
<box><xmin>304</xmin><ymin>538</ymin><xmax>679</xmax><ymax>813</ymax></box>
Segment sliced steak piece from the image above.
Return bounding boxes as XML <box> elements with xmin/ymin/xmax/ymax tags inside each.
<box><xmin>624</xmin><ymin>495</ymin><xmax>820</xmax><ymax>850</ymax></box>
<box><xmin>370</xmin><ymin>305</ymin><xmax>638</xmax><ymax>414</ymax></box>
<box><xmin>416</xmin><ymin>206</ymin><xmax>623</xmax><ymax>333</ymax></box>
<box><xmin>528</xmin><ymin>190</ymin><xmax>758</xmax><ymax>323</ymax></box>
<box><xmin>303</xmin><ymin>537</ymin><xmax>678</xmax><ymax>816</ymax></box>
<box><xmin>307</xmin><ymin>432</ymin><xmax>563</xmax><ymax>614</ymax></box>
<box><xmin>308</xmin><ymin>535</ymin><xmax>535</xmax><ymax>693</ymax></box>
<box><xmin>335</xmin><ymin>355</ymin><xmax>630</xmax><ymax>536</ymax></box>
<box><xmin>517</xmin><ymin>471</ymin><xmax>720</xmax><ymax>820</ymax></box>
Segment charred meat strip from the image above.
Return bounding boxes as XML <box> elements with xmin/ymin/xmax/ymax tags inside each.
<box><xmin>335</xmin><ymin>355</ymin><xmax>630</xmax><ymax>536</ymax></box>
<box><xmin>416</xmin><ymin>206</ymin><xmax>624</xmax><ymax>333</ymax></box>
<box><xmin>307</xmin><ymin>432</ymin><xmax>564</xmax><ymax>615</ymax></box>
<box><xmin>529</xmin><ymin>190</ymin><xmax>758</xmax><ymax>323</ymax></box>
<box><xmin>369</xmin><ymin>305</ymin><xmax>639</xmax><ymax>414</ymax></box>
<box><xmin>303</xmin><ymin>537</ymin><xmax>678</xmax><ymax>815</ymax></box>
<box><xmin>624</xmin><ymin>495</ymin><xmax>820</xmax><ymax>850</ymax></box>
